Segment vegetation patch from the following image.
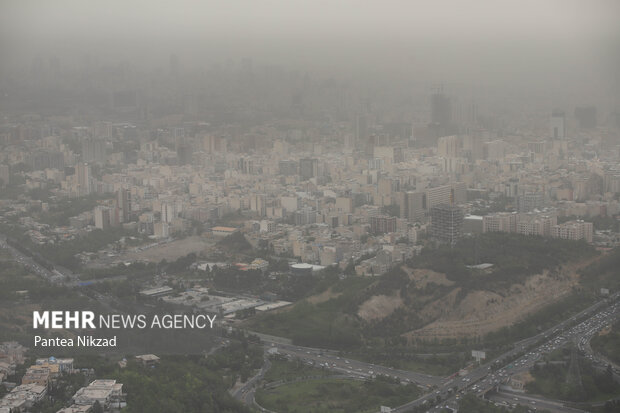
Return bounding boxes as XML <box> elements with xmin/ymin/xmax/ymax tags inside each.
<box><xmin>590</xmin><ymin>320</ymin><xmax>620</xmax><ymax>365</ymax></box>
<box><xmin>248</xmin><ymin>234</ymin><xmax>599</xmax><ymax>352</ymax></box>
<box><xmin>526</xmin><ymin>354</ymin><xmax>620</xmax><ymax>402</ymax></box>
<box><xmin>255</xmin><ymin>377</ymin><xmax>420</xmax><ymax>413</ymax></box>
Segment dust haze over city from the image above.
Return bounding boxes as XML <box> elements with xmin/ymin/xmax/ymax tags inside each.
<box><xmin>1</xmin><ymin>1</ymin><xmax>620</xmax><ymax>413</ymax></box>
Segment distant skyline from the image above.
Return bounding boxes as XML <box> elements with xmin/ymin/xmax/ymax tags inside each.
<box><xmin>1</xmin><ymin>0</ymin><xmax>619</xmax><ymax>111</ymax></box>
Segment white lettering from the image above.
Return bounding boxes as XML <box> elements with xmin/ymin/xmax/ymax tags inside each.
<box><xmin>150</xmin><ymin>315</ymin><xmax>162</xmax><ymax>328</ymax></box>
<box><xmin>51</xmin><ymin>311</ymin><xmax>63</xmax><ymax>328</ymax></box>
<box><xmin>65</xmin><ymin>311</ymin><xmax>79</xmax><ymax>328</ymax></box>
<box><xmin>33</xmin><ymin>311</ymin><xmax>49</xmax><ymax>329</ymax></box>
<box><xmin>33</xmin><ymin>311</ymin><xmax>96</xmax><ymax>329</ymax></box>
<box><xmin>83</xmin><ymin>311</ymin><xmax>95</xmax><ymax>329</ymax></box>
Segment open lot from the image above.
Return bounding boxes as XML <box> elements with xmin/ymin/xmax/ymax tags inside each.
<box><xmin>114</xmin><ymin>236</ymin><xmax>215</xmax><ymax>263</ymax></box>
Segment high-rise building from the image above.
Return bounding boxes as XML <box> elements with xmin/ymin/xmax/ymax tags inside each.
<box><xmin>551</xmin><ymin>220</ymin><xmax>593</xmax><ymax>243</ymax></box>
<box><xmin>344</xmin><ymin>133</ymin><xmax>355</xmax><ymax>151</ymax></box>
<box><xmin>461</xmin><ymin>135</ymin><xmax>484</xmax><ymax>161</ymax></box>
<box><xmin>483</xmin><ymin>212</ymin><xmax>518</xmax><ymax>233</ymax></box>
<box><xmin>574</xmin><ymin>106</ymin><xmax>596</xmax><ymax>129</ymax></box>
<box><xmin>427</xmin><ymin>183</ymin><xmax>466</xmax><ymax>209</ymax></box>
<box><xmin>154</xmin><ymin>222</ymin><xmax>169</xmax><ymax>239</ymax></box>
<box><xmin>355</xmin><ymin>114</ymin><xmax>368</xmax><ymax>148</ymax></box>
<box><xmin>604</xmin><ymin>172</ymin><xmax>620</xmax><ymax>193</ymax></box>
<box><xmin>431</xmin><ymin>90</ymin><xmax>451</xmax><ymax>127</ymax></box>
<box><xmin>28</xmin><ymin>151</ymin><xmax>65</xmax><ymax>171</ymax></box>
<box><xmin>116</xmin><ymin>189</ymin><xmax>132</xmax><ymax>223</ymax></box>
<box><xmin>202</xmin><ymin>135</ymin><xmax>225</xmax><ymax>154</ymax></box>
<box><xmin>0</xmin><ymin>164</ymin><xmax>10</xmax><ymax>186</ymax></box>
<box><xmin>503</xmin><ymin>178</ymin><xmax>519</xmax><ymax>198</ymax></box>
<box><xmin>250</xmin><ymin>194</ymin><xmax>267</xmax><ymax>217</ymax></box>
<box><xmin>426</xmin><ymin>185</ymin><xmax>452</xmax><ymax>210</ymax></box>
<box><xmin>94</xmin><ymin>206</ymin><xmax>111</xmax><ymax>230</ymax></box>
<box><xmin>527</xmin><ymin>141</ymin><xmax>546</xmax><ymax>155</ymax></box>
<box><xmin>397</xmin><ymin>192</ymin><xmax>408</xmax><ymax>219</ymax></box>
<box><xmin>550</xmin><ymin>111</ymin><xmax>566</xmax><ymax>139</ymax></box>
<box><xmin>278</xmin><ymin>160</ymin><xmax>298</xmax><ymax>176</ymax></box>
<box><xmin>299</xmin><ymin>158</ymin><xmax>319</xmax><ymax>180</ymax></box>
<box><xmin>259</xmin><ymin>220</ymin><xmax>276</xmax><ymax>233</ymax></box>
<box><xmin>238</xmin><ymin>157</ymin><xmax>254</xmax><ymax>174</ymax></box>
<box><xmin>518</xmin><ymin>192</ymin><xmax>544</xmax><ymax>212</ymax></box>
<box><xmin>294</xmin><ymin>208</ymin><xmax>316</xmax><ymax>226</ymax></box>
<box><xmin>398</xmin><ymin>191</ymin><xmax>426</xmax><ymax>223</ymax></box>
<box><xmin>378</xmin><ymin>177</ymin><xmax>399</xmax><ymax>197</ymax></box>
<box><xmin>451</xmin><ymin>182</ymin><xmax>467</xmax><ymax>205</ymax></box>
<box><xmin>280</xmin><ymin>196</ymin><xmax>301</xmax><ymax>213</ymax></box>
<box><xmin>409</xmin><ymin>191</ymin><xmax>427</xmax><ymax>223</ymax></box>
<box><xmin>76</xmin><ymin>163</ymin><xmax>92</xmax><ymax>196</ymax></box>
<box><xmin>335</xmin><ymin>197</ymin><xmax>353</xmax><ymax>213</ymax></box>
<box><xmin>437</xmin><ymin>135</ymin><xmax>461</xmax><ymax>158</ymax></box>
<box><xmin>138</xmin><ymin>212</ymin><xmax>154</xmax><ymax>235</ymax></box>
<box><xmin>161</xmin><ymin>202</ymin><xmax>177</xmax><ymax>223</ymax></box>
<box><xmin>81</xmin><ymin>138</ymin><xmax>107</xmax><ymax>163</ymax></box>
<box><xmin>430</xmin><ymin>204</ymin><xmax>464</xmax><ymax>246</ymax></box>
<box><xmin>516</xmin><ymin>212</ymin><xmax>556</xmax><ymax>237</ymax></box>
<box><xmin>370</xmin><ymin>215</ymin><xmax>397</xmax><ymax>235</ymax></box>
<box><xmin>176</xmin><ymin>143</ymin><xmax>192</xmax><ymax>165</ymax></box>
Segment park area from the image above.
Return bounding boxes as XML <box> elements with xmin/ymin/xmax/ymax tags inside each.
<box><xmin>255</xmin><ymin>376</ymin><xmax>420</xmax><ymax>413</ymax></box>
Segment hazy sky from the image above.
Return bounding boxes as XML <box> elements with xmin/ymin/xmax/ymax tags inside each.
<box><xmin>3</xmin><ymin>0</ymin><xmax>618</xmax><ymax>39</ymax></box>
<box><xmin>1</xmin><ymin>0</ymin><xmax>619</xmax><ymax>101</ymax></box>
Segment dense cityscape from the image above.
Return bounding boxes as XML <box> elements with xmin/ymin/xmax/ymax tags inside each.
<box><xmin>1</xmin><ymin>1</ymin><xmax>620</xmax><ymax>412</ymax></box>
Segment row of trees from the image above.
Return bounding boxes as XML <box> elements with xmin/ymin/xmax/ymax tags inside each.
<box><xmin>118</xmin><ymin>356</ymin><xmax>252</xmax><ymax>413</ymax></box>
<box><xmin>591</xmin><ymin>319</ymin><xmax>620</xmax><ymax>365</ymax></box>
<box><xmin>410</xmin><ymin>233</ymin><xmax>595</xmax><ymax>291</ymax></box>
<box><xmin>526</xmin><ymin>357</ymin><xmax>620</xmax><ymax>402</ymax></box>
<box><xmin>256</xmin><ymin>377</ymin><xmax>420</xmax><ymax>413</ymax></box>
<box><xmin>65</xmin><ymin>336</ymin><xmax>262</xmax><ymax>413</ymax></box>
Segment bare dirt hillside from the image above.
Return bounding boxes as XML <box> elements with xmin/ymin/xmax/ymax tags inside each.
<box><xmin>253</xmin><ymin>252</ymin><xmax>602</xmax><ymax>344</ymax></box>
<box><xmin>402</xmin><ymin>267</ymin><xmax>454</xmax><ymax>288</ymax></box>
<box><xmin>404</xmin><ymin>258</ymin><xmax>597</xmax><ymax>341</ymax></box>
<box><xmin>358</xmin><ymin>293</ymin><xmax>403</xmax><ymax>321</ymax></box>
